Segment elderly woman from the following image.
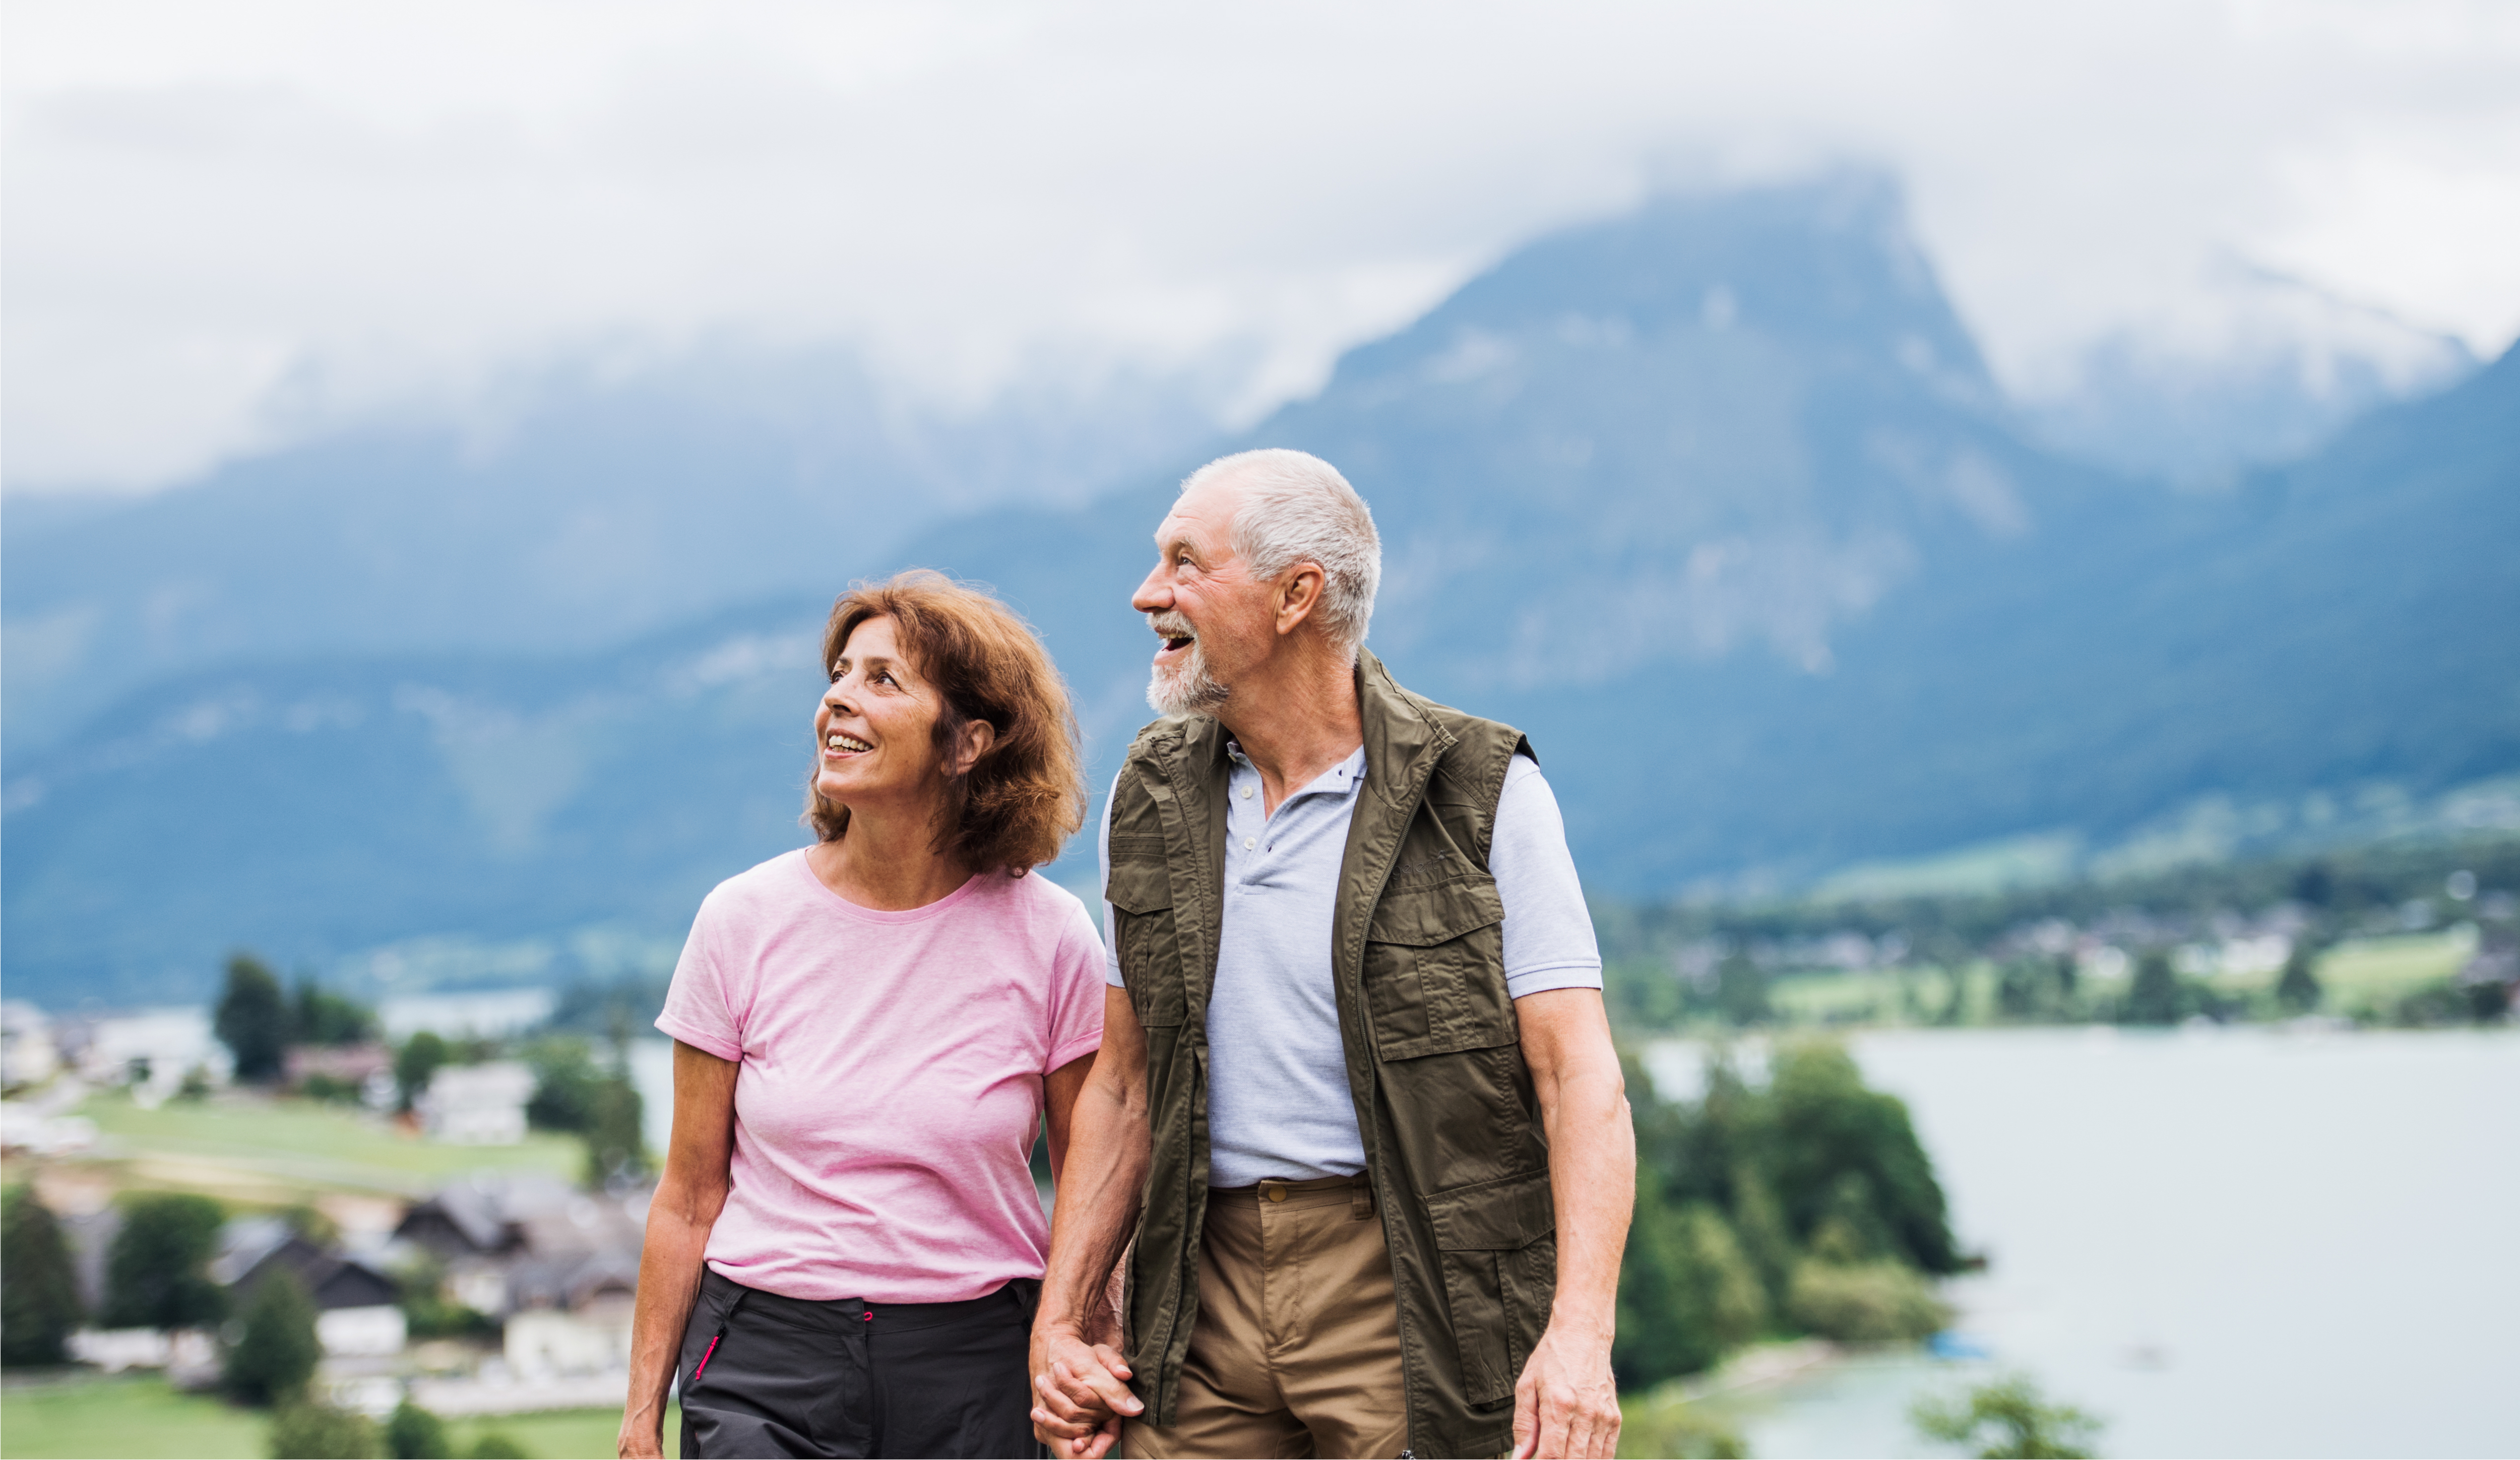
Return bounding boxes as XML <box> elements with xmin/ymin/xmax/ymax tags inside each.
<box><xmin>618</xmin><ymin>572</ymin><xmax>1103</xmax><ymax>1460</ymax></box>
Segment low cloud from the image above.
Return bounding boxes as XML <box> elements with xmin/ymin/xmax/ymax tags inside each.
<box><xmin>7</xmin><ymin>0</ymin><xmax>2517</xmax><ymax>490</ymax></box>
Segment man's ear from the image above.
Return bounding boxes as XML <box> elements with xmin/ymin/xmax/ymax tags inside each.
<box><xmin>953</xmin><ymin>719</ymin><xmax>998</xmax><ymax>776</ymax></box>
<box><xmin>1275</xmin><ymin>564</ymin><xmax>1325</xmax><ymax>636</ymax></box>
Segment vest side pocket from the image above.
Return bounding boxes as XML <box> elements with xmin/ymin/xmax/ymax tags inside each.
<box><xmin>1106</xmin><ymin>853</ymin><xmax>1187</xmax><ymax>1029</ymax></box>
<box><xmin>1423</xmin><ymin>1171</ymin><xmax>1556</xmax><ymax>1409</ymax></box>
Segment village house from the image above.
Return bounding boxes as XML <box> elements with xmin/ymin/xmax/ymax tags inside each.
<box><xmin>416</xmin><ymin>1060</ymin><xmax>535</xmax><ymax>1144</ymax></box>
<box><xmin>65</xmin><ymin>1007</ymin><xmax>233</xmax><ymax>1105</ymax></box>
<box><xmin>1</xmin><ymin>1000</ymin><xmax>60</xmax><ymax>1089</ymax></box>
<box><xmin>393</xmin><ymin>1170</ymin><xmax>646</xmax><ymax>1378</ymax></box>
<box><xmin>213</xmin><ymin>1218</ymin><xmax>408</xmax><ymax>1356</ymax></box>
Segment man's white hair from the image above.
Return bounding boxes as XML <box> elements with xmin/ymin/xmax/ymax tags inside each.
<box><xmin>1182</xmin><ymin>448</ymin><xmax>1381</xmax><ymax>653</ymax></box>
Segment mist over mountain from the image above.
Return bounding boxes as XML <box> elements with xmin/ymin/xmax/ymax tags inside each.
<box><xmin>2014</xmin><ymin>265</ymin><xmax>2479</xmax><ymax>487</ymax></box>
<box><xmin>1</xmin><ymin>349</ymin><xmax>1230</xmax><ymax>750</ymax></box>
<box><xmin>5</xmin><ymin>174</ymin><xmax>2513</xmax><ymax>1007</ymax></box>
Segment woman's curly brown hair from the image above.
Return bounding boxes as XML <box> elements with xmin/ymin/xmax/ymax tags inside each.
<box><xmin>803</xmin><ymin>570</ymin><xmax>1087</xmax><ymax>874</ymax></box>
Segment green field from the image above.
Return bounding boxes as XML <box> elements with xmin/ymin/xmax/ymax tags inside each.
<box><xmin>2305</xmin><ymin>928</ymin><xmax>2479</xmax><ymax>1011</ymax></box>
<box><xmin>67</xmin><ymin>1090</ymin><xmax>581</xmax><ymax>1198</ymax></box>
<box><xmin>1749</xmin><ymin>928</ymin><xmax>2476</xmax><ymax>1030</ymax></box>
<box><xmin>1766</xmin><ymin>965</ymin><xmax>1992</xmax><ymax>1026</ymax></box>
<box><xmin>0</xmin><ymin>1375</ymin><xmax>265</xmax><ymax>1458</ymax></box>
<box><xmin>0</xmin><ymin>1375</ymin><xmax>676</xmax><ymax>1459</ymax></box>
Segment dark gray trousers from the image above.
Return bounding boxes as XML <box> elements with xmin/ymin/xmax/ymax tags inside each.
<box><xmin>677</xmin><ymin>1266</ymin><xmax>1043</xmax><ymax>1459</ymax></box>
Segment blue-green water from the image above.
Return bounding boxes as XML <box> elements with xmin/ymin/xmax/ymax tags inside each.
<box><xmin>1648</xmin><ymin>1027</ymin><xmax>2520</xmax><ymax>1458</ymax></box>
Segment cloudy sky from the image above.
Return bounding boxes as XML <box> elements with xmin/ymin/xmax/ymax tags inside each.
<box><xmin>7</xmin><ymin>0</ymin><xmax>2517</xmax><ymax>492</ymax></box>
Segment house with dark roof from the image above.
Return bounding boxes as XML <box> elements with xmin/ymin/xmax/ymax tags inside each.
<box><xmin>214</xmin><ymin>1219</ymin><xmax>407</xmax><ymax>1357</ymax></box>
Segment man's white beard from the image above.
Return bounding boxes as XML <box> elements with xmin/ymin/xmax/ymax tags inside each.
<box><xmin>1147</xmin><ymin>640</ymin><xmax>1230</xmax><ymax>716</ymax></box>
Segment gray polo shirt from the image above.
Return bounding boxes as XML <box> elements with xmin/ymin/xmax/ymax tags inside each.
<box><xmin>1101</xmin><ymin>743</ymin><xmax>1600</xmax><ymax>1187</ymax></box>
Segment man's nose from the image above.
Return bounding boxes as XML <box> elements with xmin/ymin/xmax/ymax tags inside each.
<box><xmin>1131</xmin><ymin>565</ymin><xmax>1171</xmax><ymax>613</ymax></box>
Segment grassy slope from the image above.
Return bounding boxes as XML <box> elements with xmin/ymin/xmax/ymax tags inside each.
<box><xmin>70</xmin><ymin>1090</ymin><xmax>580</xmax><ymax>1199</ymax></box>
<box><xmin>1751</xmin><ymin>930</ymin><xmax>2475</xmax><ymax>1029</ymax></box>
<box><xmin>0</xmin><ymin>1376</ymin><xmax>677</xmax><ymax>1459</ymax></box>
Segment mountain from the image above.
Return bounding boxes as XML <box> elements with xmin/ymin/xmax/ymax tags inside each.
<box><xmin>6</xmin><ymin>174</ymin><xmax>2514</xmax><ymax>1007</ymax></box>
<box><xmin>2013</xmin><ymin>265</ymin><xmax>2479</xmax><ymax>487</ymax></box>
<box><xmin>0</xmin><ymin>349</ymin><xmax>1227</xmax><ymax>750</ymax></box>
<box><xmin>900</xmin><ymin>178</ymin><xmax>2520</xmax><ymax>889</ymax></box>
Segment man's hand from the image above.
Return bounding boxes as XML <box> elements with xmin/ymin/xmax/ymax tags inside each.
<box><xmin>1511</xmin><ymin>1319</ymin><xmax>1621</xmax><ymax>1459</ymax></box>
<box><xmin>1029</xmin><ymin>1325</ymin><xmax>1140</xmax><ymax>1459</ymax></box>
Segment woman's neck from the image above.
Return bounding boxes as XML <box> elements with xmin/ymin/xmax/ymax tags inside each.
<box><xmin>807</xmin><ymin>800</ymin><xmax>975</xmax><ymax>911</ymax></box>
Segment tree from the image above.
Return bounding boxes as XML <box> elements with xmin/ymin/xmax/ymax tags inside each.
<box><xmin>1807</xmin><ymin>1171</ymin><xmax>1896</xmax><ymax>1265</ymax></box>
<box><xmin>227</xmin><ymin>1267</ymin><xmax>322</xmax><ymax>1406</ymax></box>
<box><xmin>2</xmin><ymin>1183</ymin><xmax>85</xmax><ymax>1366</ymax></box>
<box><xmin>2275</xmin><ymin>942</ymin><xmax>2322</xmax><ymax>1013</ymax></box>
<box><xmin>582</xmin><ymin>1071</ymin><xmax>649</xmax><ymax>1189</ymax></box>
<box><xmin>1787</xmin><ymin>1258</ymin><xmax>1951</xmax><ymax>1343</ymax></box>
<box><xmin>1765</xmin><ymin>1041</ymin><xmax>1961</xmax><ymax>1274</ymax></box>
<box><xmin>1613</xmin><ymin>1177</ymin><xmax>1718</xmax><ymax>1386</ymax></box>
<box><xmin>2121</xmin><ymin>949</ymin><xmax>2181</xmax><ymax>1026</ymax></box>
<box><xmin>216</xmin><ymin>954</ymin><xmax>290</xmax><ymax>1084</ymax></box>
<box><xmin>1727</xmin><ymin>1165</ymin><xmax>1798</xmax><ymax>1311</ymax></box>
<box><xmin>466</xmin><ymin>1432</ymin><xmax>527</xmax><ymax>1458</ymax></box>
<box><xmin>1912</xmin><ymin>1373</ymin><xmax>2102</xmax><ymax>1458</ymax></box>
<box><xmin>394</xmin><ymin>1032</ymin><xmax>448</xmax><ymax>1113</ymax></box>
<box><xmin>104</xmin><ymin>1191</ymin><xmax>227</xmax><ymax>1330</ymax></box>
<box><xmin>1714</xmin><ymin>952</ymin><xmax>1769</xmax><ymax>1026</ymax></box>
<box><xmin>1994</xmin><ymin>961</ymin><xmax>2043</xmax><ymax>1021</ymax></box>
<box><xmin>384</xmin><ymin>1401</ymin><xmax>450</xmax><ymax>1459</ymax></box>
<box><xmin>269</xmin><ymin>1403</ymin><xmax>382</xmax><ymax>1459</ymax></box>
<box><xmin>522</xmin><ymin>1037</ymin><xmax>602</xmax><ymax>1132</ymax></box>
<box><xmin>1677</xmin><ymin>1204</ymin><xmax>1769</xmax><ymax>1352</ymax></box>
<box><xmin>289</xmin><ymin>980</ymin><xmax>376</xmax><ymax>1048</ymax></box>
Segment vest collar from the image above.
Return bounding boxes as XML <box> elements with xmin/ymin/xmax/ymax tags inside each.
<box><xmin>1354</xmin><ymin>648</ymin><xmax>1453</xmax><ymax>809</ymax></box>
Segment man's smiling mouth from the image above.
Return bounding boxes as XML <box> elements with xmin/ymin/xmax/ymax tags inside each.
<box><xmin>1150</xmin><ymin>612</ymin><xmax>1198</xmax><ymax>654</ymax></box>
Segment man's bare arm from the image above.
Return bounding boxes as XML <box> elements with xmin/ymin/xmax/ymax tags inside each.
<box><xmin>618</xmin><ymin>1042</ymin><xmax>739</xmax><ymax>1459</ymax></box>
<box><xmin>1511</xmin><ymin>988</ymin><xmax>1633</xmax><ymax>1460</ymax></box>
<box><xmin>1029</xmin><ymin>986</ymin><xmax>1154</xmax><ymax>1458</ymax></box>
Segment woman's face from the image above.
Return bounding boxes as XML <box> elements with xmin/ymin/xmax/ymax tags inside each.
<box><xmin>814</xmin><ymin>615</ymin><xmax>953</xmax><ymax>816</ymax></box>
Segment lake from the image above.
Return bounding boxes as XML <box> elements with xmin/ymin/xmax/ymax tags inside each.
<box><xmin>1646</xmin><ymin>1027</ymin><xmax>2520</xmax><ymax>1458</ymax></box>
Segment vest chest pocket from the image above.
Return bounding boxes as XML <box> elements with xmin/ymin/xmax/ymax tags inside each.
<box><xmin>1106</xmin><ymin>857</ymin><xmax>1187</xmax><ymax>1029</ymax></box>
<box><xmin>1363</xmin><ymin>874</ymin><xmax>1511</xmax><ymax>1061</ymax></box>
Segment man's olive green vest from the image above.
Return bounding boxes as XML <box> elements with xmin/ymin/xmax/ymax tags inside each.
<box><xmin>1105</xmin><ymin>650</ymin><xmax>1555</xmax><ymax>1458</ymax></box>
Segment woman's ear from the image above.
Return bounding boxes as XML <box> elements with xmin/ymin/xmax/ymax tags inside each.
<box><xmin>952</xmin><ymin>718</ymin><xmax>998</xmax><ymax>777</ymax></box>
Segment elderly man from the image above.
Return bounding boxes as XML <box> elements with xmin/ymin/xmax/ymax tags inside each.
<box><xmin>1030</xmin><ymin>449</ymin><xmax>1632</xmax><ymax>1460</ymax></box>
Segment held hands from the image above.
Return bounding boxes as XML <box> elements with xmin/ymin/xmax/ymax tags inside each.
<box><xmin>1511</xmin><ymin>1319</ymin><xmax>1622</xmax><ymax>1460</ymax></box>
<box><xmin>1029</xmin><ymin>1326</ymin><xmax>1141</xmax><ymax>1460</ymax></box>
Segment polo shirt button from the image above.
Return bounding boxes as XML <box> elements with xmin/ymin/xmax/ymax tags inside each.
<box><xmin>1240</xmin><ymin>786</ymin><xmax>1253</xmax><ymax>799</ymax></box>
<box><xmin>1243</xmin><ymin>837</ymin><xmax>1255</xmax><ymax>850</ymax></box>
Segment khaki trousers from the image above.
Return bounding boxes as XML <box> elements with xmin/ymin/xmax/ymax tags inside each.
<box><xmin>1122</xmin><ymin>1174</ymin><xmax>1408</xmax><ymax>1460</ymax></box>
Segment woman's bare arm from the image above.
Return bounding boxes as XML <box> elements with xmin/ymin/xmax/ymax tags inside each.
<box><xmin>617</xmin><ymin>1041</ymin><xmax>739</xmax><ymax>1459</ymax></box>
<box><xmin>1043</xmin><ymin>1050</ymin><xmax>1097</xmax><ymax>1186</ymax></box>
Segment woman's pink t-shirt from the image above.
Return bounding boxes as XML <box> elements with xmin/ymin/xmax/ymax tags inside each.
<box><xmin>655</xmin><ymin>850</ymin><xmax>1105</xmax><ymax>1303</ymax></box>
